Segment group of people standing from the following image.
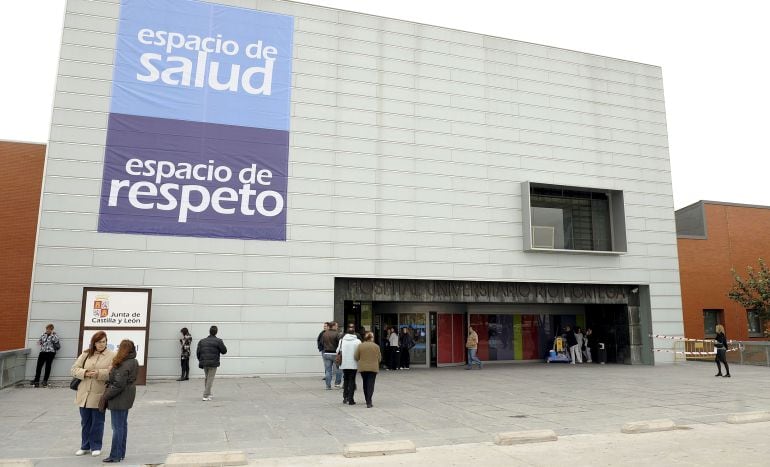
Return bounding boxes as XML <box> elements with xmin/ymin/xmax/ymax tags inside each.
<box><xmin>70</xmin><ymin>331</ymin><xmax>138</xmax><ymax>463</ymax></box>
<box><xmin>317</xmin><ymin>321</ymin><xmax>382</xmax><ymax>407</ymax></box>
<box><xmin>563</xmin><ymin>325</ymin><xmax>593</xmax><ymax>364</ymax></box>
<box><xmin>64</xmin><ymin>324</ymin><xmax>227</xmax><ymax>463</ymax></box>
<box><xmin>383</xmin><ymin>327</ymin><xmax>415</xmax><ymax>370</ymax></box>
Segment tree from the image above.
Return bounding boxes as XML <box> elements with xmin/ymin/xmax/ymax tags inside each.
<box><xmin>728</xmin><ymin>259</ymin><xmax>770</xmax><ymax>332</ymax></box>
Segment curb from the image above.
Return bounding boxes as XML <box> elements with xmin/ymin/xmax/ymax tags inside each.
<box><xmin>164</xmin><ymin>450</ymin><xmax>247</xmax><ymax>466</ymax></box>
<box><xmin>621</xmin><ymin>419</ymin><xmax>676</xmax><ymax>434</ymax></box>
<box><xmin>494</xmin><ymin>429</ymin><xmax>558</xmax><ymax>445</ymax></box>
<box><xmin>727</xmin><ymin>411</ymin><xmax>770</xmax><ymax>424</ymax></box>
<box><xmin>343</xmin><ymin>440</ymin><xmax>416</xmax><ymax>458</ymax></box>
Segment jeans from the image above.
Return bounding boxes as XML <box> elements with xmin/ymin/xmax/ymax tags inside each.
<box><xmin>342</xmin><ymin>369</ymin><xmax>357</xmax><ymax>402</ymax></box>
<box><xmin>322</xmin><ymin>353</ymin><xmax>336</xmax><ymax>388</ymax></box>
<box><xmin>583</xmin><ymin>347</ymin><xmax>592</xmax><ymax>363</ymax></box>
<box><xmin>203</xmin><ymin>367</ymin><xmax>217</xmax><ymax>397</ymax></box>
<box><xmin>33</xmin><ymin>351</ymin><xmax>56</xmax><ymax>383</ymax></box>
<box><xmin>332</xmin><ymin>361</ymin><xmax>342</xmax><ymax>385</ymax></box>
<box><xmin>569</xmin><ymin>344</ymin><xmax>583</xmax><ymax>363</ymax></box>
<box><xmin>79</xmin><ymin>407</ymin><xmax>105</xmax><ymax>451</ymax></box>
<box><xmin>389</xmin><ymin>348</ymin><xmax>400</xmax><ymax>370</ymax></box>
<box><xmin>399</xmin><ymin>347</ymin><xmax>411</xmax><ymax>368</ymax></box>
<box><xmin>360</xmin><ymin>372</ymin><xmax>377</xmax><ymax>405</ymax></box>
<box><xmin>467</xmin><ymin>348</ymin><xmax>482</xmax><ymax>368</ymax></box>
<box><xmin>108</xmin><ymin>409</ymin><xmax>129</xmax><ymax>460</ymax></box>
<box><xmin>180</xmin><ymin>357</ymin><xmax>190</xmax><ymax>378</ymax></box>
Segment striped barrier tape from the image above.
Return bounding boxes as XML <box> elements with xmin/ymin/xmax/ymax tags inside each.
<box><xmin>651</xmin><ymin>334</ymin><xmax>736</xmax><ymax>344</ymax></box>
<box><xmin>653</xmin><ymin>349</ymin><xmax>721</xmax><ymax>355</ymax></box>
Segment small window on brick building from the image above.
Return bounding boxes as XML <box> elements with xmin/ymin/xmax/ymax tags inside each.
<box><xmin>747</xmin><ymin>310</ymin><xmax>764</xmax><ymax>337</ymax></box>
<box><xmin>703</xmin><ymin>309</ymin><xmax>722</xmax><ymax>338</ymax></box>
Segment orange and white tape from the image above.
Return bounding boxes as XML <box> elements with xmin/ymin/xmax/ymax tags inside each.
<box><xmin>651</xmin><ymin>334</ymin><xmax>735</xmax><ymax>344</ymax></box>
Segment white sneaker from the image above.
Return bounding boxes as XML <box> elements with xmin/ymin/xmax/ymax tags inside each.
<box><xmin>202</xmin><ymin>396</ymin><xmax>212</xmax><ymax>401</ymax></box>
<box><xmin>91</xmin><ymin>450</ymin><xmax>101</xmax><ymax>456</ymax></box>
<box><xmin>75</xmin><ymin>449</ymin><xmax>88</xmax><ymax>456</ymax></box>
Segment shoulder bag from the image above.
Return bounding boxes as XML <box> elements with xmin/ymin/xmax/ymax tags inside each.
<box><xmin>70</xmin><ymin>353</ymin><xmax>86</xmax><ymax>391</ymax></box>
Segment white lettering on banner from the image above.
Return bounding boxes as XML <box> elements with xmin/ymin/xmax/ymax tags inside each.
<box><xmin>135</xmin><ymin>28</ymin><xmax>277</xmax><ymax>95</ymax></box>
<box><xmin>107</xmin><ymin>160</ymin><xmax>284</xmax><ymax>223</ymax></box>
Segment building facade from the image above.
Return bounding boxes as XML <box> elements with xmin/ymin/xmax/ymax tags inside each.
<box><xmin>677</xmin><ymin>201</ymin><xmax>770</xmax><ymax>340</ymax></box>
<box><xmin>26</xmin><ymin>0</ymin><xmax>682</xmax><ymax>379</ymax></box>
<box><xmin>1</xmin><ymin>141</ymin><xmax>45</xmax><ymax>351</ymax></box>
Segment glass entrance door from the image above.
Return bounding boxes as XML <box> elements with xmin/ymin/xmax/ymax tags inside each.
<box><xmin>399</xmin><ymin>312</ymin><xmax>427</xmax><ymax>366</ymax></box>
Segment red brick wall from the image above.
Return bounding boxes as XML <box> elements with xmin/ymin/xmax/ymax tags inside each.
<box><xmin>678</xmin><ymin>203</ymin><xmax>770</xmax><ymax>340</ymax></box>
<box><xmin>0</xmin><ymin>141</ymin><xmax>45</xmax><ymax>351</ymax></box>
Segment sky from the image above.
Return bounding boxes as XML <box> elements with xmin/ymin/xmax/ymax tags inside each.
<box><xmin>1</xmin><ymin>0</ymin><xmax>768</xmax><ymax>209</ymax></box>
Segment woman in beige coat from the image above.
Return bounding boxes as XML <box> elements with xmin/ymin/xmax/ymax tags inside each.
<box><xmin>354</xmin><ymin>332</ymin><xmax>381</xmax><ymax>408</ymax></box>
<box><xmin>70</xmin><ymin>331</ymin><xmax>115</xmax><ymax>457</ymax></box>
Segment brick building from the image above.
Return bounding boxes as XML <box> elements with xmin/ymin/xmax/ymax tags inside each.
<box><xmin>676</xmin><ymin>201</ymin><xmax>770</xmax><ymax>341</ymax></box>
<box><xmin>0</xmin><ymin>141</ymin><xmax>45</xmax><ymax>351</ymax></box>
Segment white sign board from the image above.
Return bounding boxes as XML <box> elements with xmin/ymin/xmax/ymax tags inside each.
<box><xmin>84</xmin><ymin>290</ymin><xmax>149</xmax><ymax>327</ymax></box>
<box><xmin>81</xmin><ymin>329</ymin><xmax>147</xmax><ymax>366</ymax></box>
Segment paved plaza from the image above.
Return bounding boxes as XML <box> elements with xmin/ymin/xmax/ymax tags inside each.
<box><xmin>1</xmin><ymin>361</ymin><xmax>769</xmax><ymax>466</ymax></box>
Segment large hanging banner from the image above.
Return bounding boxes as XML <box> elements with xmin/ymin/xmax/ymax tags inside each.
<box><xmin>98</xmin><ymin>0</ymin><xmax>294</xmax><ymax>240</ymax></box>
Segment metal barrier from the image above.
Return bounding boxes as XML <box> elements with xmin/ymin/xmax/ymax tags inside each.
<box><xmin>726</xmin><ymin>340</ymin><xmax>770</xmax><ymax>367</ymax></box>
<box><xmin>0</xmin><ymin>348</ymin><xmax>30</xmax><ymax>389</ymax></box>
<box><xmin>683</xmin><ymin>340</ymin><xmax>770</xmax><ymax>366</ymax></box>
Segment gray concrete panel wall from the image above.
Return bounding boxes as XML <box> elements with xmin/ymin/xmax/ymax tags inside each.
<box><xmin>28</xmin><ymin>0</ymin><xmax>682</xmax><ymax>378</ymax></box>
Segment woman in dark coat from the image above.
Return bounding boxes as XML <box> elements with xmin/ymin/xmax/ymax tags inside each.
<box><xmin>714</xmin><ymin>324</ymin><xmax>731</xmax><ymax>377</ymax></box>
<box><xmin>101</xmin><ymin>340</ymin><xmax>139</xmax><ymax>463</ymax></box>
<box><xmin>178</xmin><ymin>327</ymin><xmax>192</xmax><ymax>381</ymax></box>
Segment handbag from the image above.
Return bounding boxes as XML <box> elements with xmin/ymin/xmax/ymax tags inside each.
<box><xmin>98</xmin><ymin>394</ymin><xmax>108</xmax><ymax>413</ymax></box>
<box><xmin>70</xmin><ymin>353</ymin><xmax>86</xmax><ymax>391</ymax></box>
<box><xmin>335</xmin><ymin>350</ymin><xmax>342</xmax><ymax>366</ymax></box>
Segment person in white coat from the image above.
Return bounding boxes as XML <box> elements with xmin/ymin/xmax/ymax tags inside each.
<box><xmin>337</xmin><ymin>324</ymin><xmax>362</xmax><ymax>405</ymax></box>
<box><xmin>574</xmin><ymin>327</ymin><xmax>585</xmax><ymax>364</ymax></box>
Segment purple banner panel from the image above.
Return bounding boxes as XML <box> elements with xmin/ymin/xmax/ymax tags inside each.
<box><xmin>98</xmin><ymin>114</ymin><xmax>288</xmax><ymax>240</ymax></box>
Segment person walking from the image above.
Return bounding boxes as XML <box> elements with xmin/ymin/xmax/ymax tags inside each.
<box><xmin>714</xmin><ymin>324</ymin><xmax>731</xmax><ymax>377</ymax></box>
<box><xmin>320</xmin><ymin>322</ymin><xmax>340</xmax><ymax>390</ymax></box>
<box><xmin>331</xmin><ymin>322</ymin><xmax>344</xmax><ymax>387</ymax></box>
<box><xmin>177</xmin><ymin>327</ymin><xmax>192</xmax><ymax>381</ymax></box>
<box><xmin>337</xmin><ymin>324</ymin><xmax>361</xmax><ymax>404</ymax></box>
<box><xmin>101</xmin><ymin>339</ymin><xmax>139</xmax><ymax>463</ymax></box>
<box><xmin>196</xmin><ymin>325</ymin><xmax>227</xmax><ymax>401</ymax></box>
<box><xmin>387</xmin><ymin>327</ymin><xmax>400</xmax><ymax>370</ymax></box>
<box><xmin>398</xmin><ymin>327</ymin><xmax>415</xmax><ymax>369</ymax></box>
<box><xmin>32</xmin><ymin>323</ymin><xmax>60</xmax><ymax>387</ymax></box>
<box><xmin>71</xmin><ymin>331</ymin><xmax>115</xmax><ymax>457</ymax></box>
<box><xmin>466</xmin><ymin>326</ymin><xmax>483</xmax><ymax>369</ymax></box>
<box><xmin>355</xmin><ymin>332</ymin><xmax>381</xmax><ymax>408</ymax></box>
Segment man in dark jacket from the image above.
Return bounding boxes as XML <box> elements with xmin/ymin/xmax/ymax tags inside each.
<box><xmin>196</xmin><ymin>325</ymin><xmax>227</xmax><ymax>401</ymax></box>
<box><xmin>320</xmin><ymin>323</ymin><xmax>341</xmax><ymax>389</ymax></box>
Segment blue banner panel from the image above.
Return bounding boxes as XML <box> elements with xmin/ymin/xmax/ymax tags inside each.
<box><xmin>111</xmin><ymin>0</ymin><xmax>293</xmax><ymax>130</ymax></box>
<box><xmin>99</xmin><ymin>114</ymin><xmax>288</xmax><ymax>240</ymax></box>
<box><xmin>99</xmin><ymin>0</ymin><xmax>294</xmax><ymax>241</ymax></box>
